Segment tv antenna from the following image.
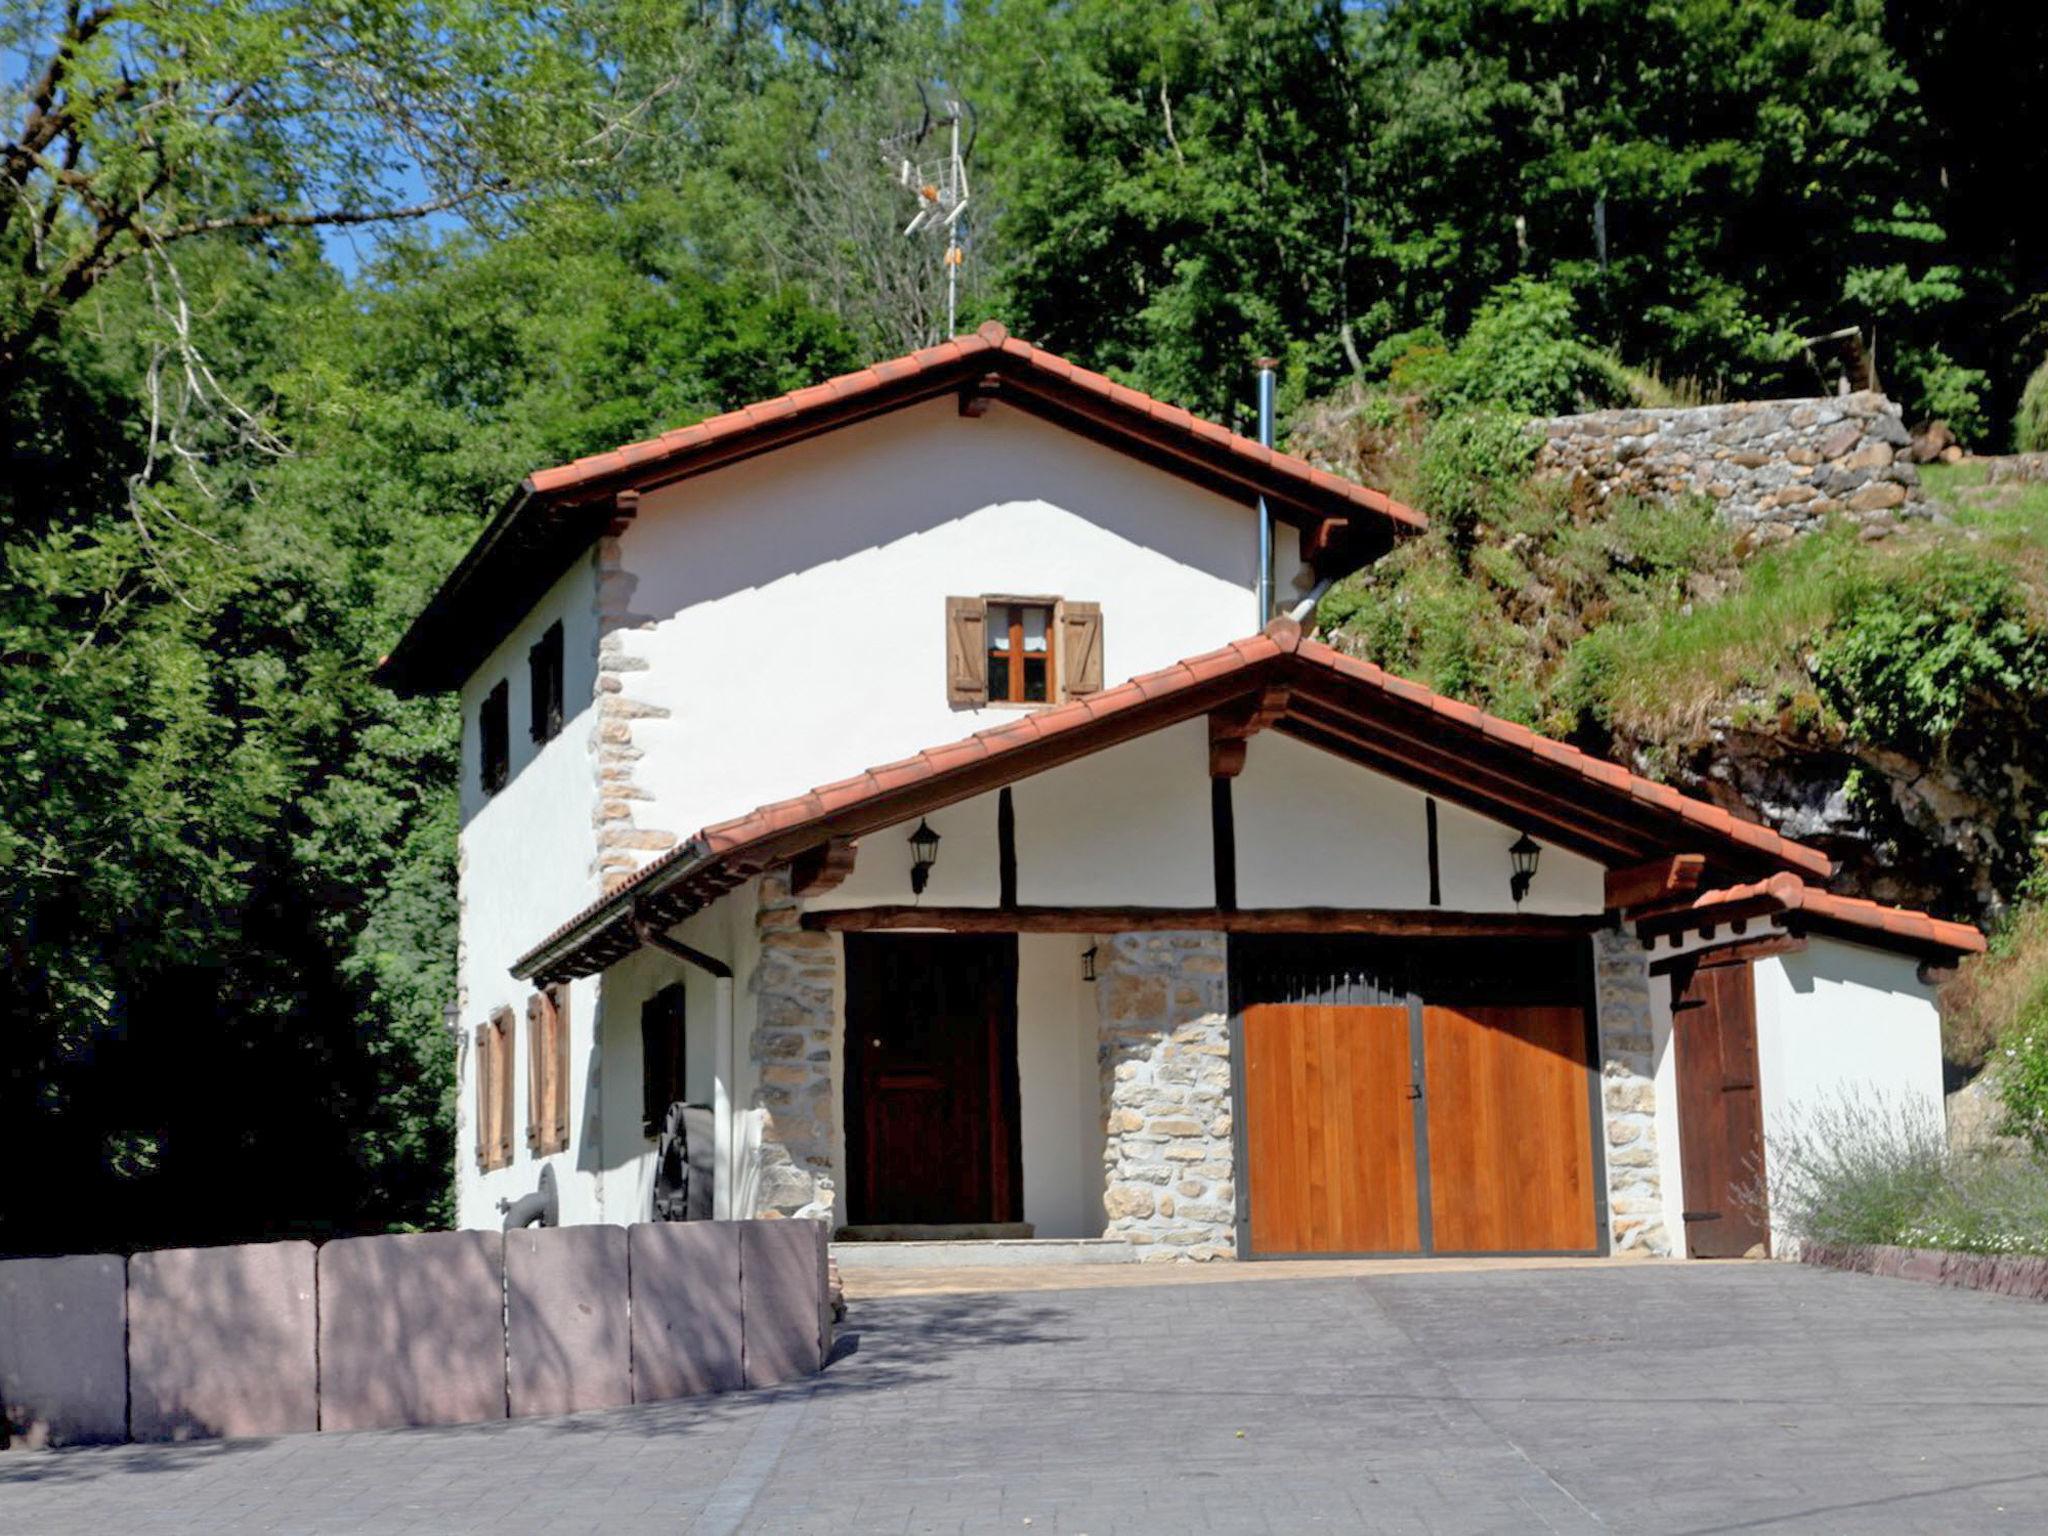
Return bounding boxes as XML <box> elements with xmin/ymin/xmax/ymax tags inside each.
<box><xmin>882</xmin><ymin>83</ymin><xmax>977</xmax><ymax>337</ymax></box>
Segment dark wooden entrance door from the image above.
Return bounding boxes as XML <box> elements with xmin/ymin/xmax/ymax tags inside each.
<box><xmin>844</xmin><ymin>933</ymin><xmax>1021</xmax><ymax>1226</ymax></box>
<box><xmin>1671</xmin><ymin>960</ymin><xmax>1770</xmax><ymax>1258</ymax></box>
<box><xmin>1233</xmin><ymin>937</ymin><xmax>1601</xmax><ymax>1258</ymax></box>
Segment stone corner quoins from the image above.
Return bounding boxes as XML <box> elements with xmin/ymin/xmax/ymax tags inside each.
<box><xmin>591</xmin><ymin>537</ymin><xmax>676</xmax><ymax>892</ymax></box>
<box><xmin>1098</xmin><ymin>932</ymin><xmax>1237</xmax><ymax>1262</ymax></box>
<box><xmin>1594</xmin><ymin>928</ymin><xmax>1671</xmax><ymax>1257</ymax></box>
<box><xmin>748</xmin><ymin>872</ymin><xmax>838</xmax><ymax>1222</ymax></box>
<box><xmin>1531</xmin><ymin>393</ymin><xmax>1928</xmax><ymax>544</ymax></box>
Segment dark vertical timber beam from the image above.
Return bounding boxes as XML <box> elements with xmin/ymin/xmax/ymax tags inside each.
<box><xmin>997</xmin><ymin>787</ymin><xmax>1018</xmax><ymax>910</ymax></box>
<box><xmin>1425</xmin><ymin>797</ymin><xmax>1442</xmax><ymax>908</ymax></box>
<box><xmin>1212</xmin><ymin>778</ymin><xmax>1238</xmax><ymax>912</ymax></box>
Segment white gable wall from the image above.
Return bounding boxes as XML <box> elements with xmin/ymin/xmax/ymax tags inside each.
<box><xmin>615</xmin><ymin>397</ymin><xmax>1309</xmax><ymax>851</ymax></box>
<box><xmin>807</xmin><ymin>720</ymin><xmax>1609</xmax><ymax>914</ymax></box>
<box><xmin>454</xmin><ymin>552</ymin><xmax>601</xmax><ymax>1230</ymax></box>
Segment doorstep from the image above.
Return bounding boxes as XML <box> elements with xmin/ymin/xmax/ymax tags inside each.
<box><xmin>829</xmin><ymin>1237</ymin><xmax>1138</xmax><ymax>1269</ymax></box>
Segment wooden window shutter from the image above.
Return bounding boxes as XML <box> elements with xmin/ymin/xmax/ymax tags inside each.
<box><xmin>491</xmin><ymin>1007</ymin><xmax>514</xmax><ymax>1168</ymax></box>
<box><xmin>1061</xmin><ymin>601</ymin><xmax>1103</xmax><ymax>696</ymax></box>
<box><xmin>946</xmin><ymin>596</ymin><xmax>988</xmax><ymax>706</ymax></box>
<box><xmin>524</xmin><ymin>992</ymin><xmax>546</xmax><ymax>1151</ymax></box>
<box><xmin>474</xmin><ymin>1022</ymin><xmax>492</xmax><ymax>1170</ymax></box>
<box><xmin>548</xmin><ymin>984</ymin><xmax>570</xmax><ymax>1150</ymax></box>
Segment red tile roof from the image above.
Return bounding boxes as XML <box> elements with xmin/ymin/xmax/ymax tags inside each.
<box><xmin>380</xmin><ymin>323</ymin><xmax>1424</xmax><ymax>695</ymax></box>
<box><xmin>1656</xmin><ymin>874</ymin><xmax>1984</xmax><ymax>959</ymax></box>
<box><xmin>525</xmin><ymin>322</ymin><xmax>1425</xmax><ymax>533</ymax></box>
<box><xmin>513</xmin><ymin>620</ymin><xmax>1839</xmax><ymax>983</ymax></box>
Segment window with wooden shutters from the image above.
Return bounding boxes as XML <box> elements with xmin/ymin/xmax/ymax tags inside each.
<box><xmin>525</xmin><ymin>984</ymin><xmax>570</xmax><ymax>1155</ymax></box>
<box><xmin>640</xmin><ymin>983</ymin><xmax>687</xmax><ymax>1137</ymax></box>
<box><xmin>528</xmin><ymin>621</ymin><xmax>564</xmax><ymax>745</ymax></box>
<box><xmin>480</xmin><ymin>679</ymin><xmax>510</xmax><ymax>795</ymax></box>
<box><xmin>475</xmin><ymin>1008</ymin><xmax>514</xmax><ymax>1170</ymax></box>
<box><xmin>946</xmin><ymin>595</ymin><xmax>1102</xmax><ymax>705</ymax></box>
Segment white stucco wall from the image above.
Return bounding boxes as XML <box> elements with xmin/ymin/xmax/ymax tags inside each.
<box><xmin>1016</xmin><ymin>934</ymin><xmax>1109</xmax><ymax>1238</ymax></box>
<box><xmin>806</xmin><ymin>718</ymin><xmax>1608</xmax><ymax>914</ymax></box>
<box><xmin>453</xmin><ymin>553</ymin><xmax>601</xmax><ymax>1231</ymax></box>
<box><xmin>1649</xmin><ymin>934</ymin><xmax>1945</xmax><ymax>1257</ymax></box>
<box><xmin>614</xmin><ymin>397</ymin><xmax>1309</xmax><ymax>850</ymax></box>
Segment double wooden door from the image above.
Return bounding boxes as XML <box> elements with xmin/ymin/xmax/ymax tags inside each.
<box><xmin>1237</xmin><ymin>938</ymin><xmax>1600</xmax><ymax>1257</ymax></box>
<box><xmin>843</xmin><ymin>933</ymin><xmax>1022</xmax><ymax>1226</ymax></box>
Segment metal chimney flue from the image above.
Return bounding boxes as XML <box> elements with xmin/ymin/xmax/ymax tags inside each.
<box><xmin>1254</xmin><ymin>357</ymin><xmax>1278</xmax><ymax>627</ymax></box>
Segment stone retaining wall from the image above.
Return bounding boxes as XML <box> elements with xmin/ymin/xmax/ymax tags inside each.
<box><xmin>1798</xmin><ymin>1241</ymin><xmax>2048</xmax><ymax>1302</ymax></box>
<box><xmin>0</xmin><ymin>1220</ymin><xmax>829</xmax><ymax>1450</ymax></box>
<box><xmin>1097</xmin><ymin>932</ymin><xmax>1237</xmax><ymax>1260</ymax></box>
<box><xmin>1532</xmin><ymin>392</ymin><xmax>1927</xmax><ymax>540</ymax></box>
<box><xmin>748</xmin><ymin>871</ymin><xmax>838</xmax><ymax>1221</ymax></box>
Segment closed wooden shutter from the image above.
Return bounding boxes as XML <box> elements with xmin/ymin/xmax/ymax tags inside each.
<box><xmin>525</xmin><ymin>992</ymin><xmax>546</xmax><ymax>1151</ymax></box>
<box><xmin>1061</xmin><ymin>600</ymin><xmax>1103</xmax><ymax>696</ymax></box>
<box><xmin>548</xmin><ymin>984</ymin><xmax>570</xmax><ymax>1151</ymax></box>
<box><xmin>491</xmin><ymin>1007</ymin><xmax>514</xmax><ymax>1168</ymax></box>
<box><xmin>946</xmin><ymin>596</ymin><xmax>988</xmax><ymax>706</ymax></box>
<box><xmin>474</xmin><ymin>1021</ymin><xmax>493</xmax><ymax>1170</ymax></box>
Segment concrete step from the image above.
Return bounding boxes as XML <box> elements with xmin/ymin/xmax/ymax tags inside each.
<box><xmin>830</xmin><ymin>1237</ymin><xmax>1137</xmax><ymax>1269</ymax></box>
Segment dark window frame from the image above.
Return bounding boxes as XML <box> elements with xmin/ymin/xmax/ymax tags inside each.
<box><xmin>528</xmin><ymin>621</ymin><xmax>564</xmax><ymax>744</ymax></box>
<box><xmin>480</xmin><ymin>679</ymin><xmax>511</xmax><ymax>795</ymax></box>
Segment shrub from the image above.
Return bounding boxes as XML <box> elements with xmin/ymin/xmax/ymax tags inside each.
<box><xmin>2020</xmin><ymin>357</ymin><xmax>2048</xmax><ymax>454</ymax></box>
<box><xmin>2000</xmin><ymin>1011</ymin><xmax>2048</xmax><ymax>1152</ymax></box>
<box><xmin>1414</xmin><ymin>409</ymin><xmax>1537</xmax><ymax>560</ymax></box>
<box><xmin>1767</xmin><ymin>1091</ymin><xmax>2048</xmax><ymax>1257</ymax></box>
<box><xmin>1429</xmin><ymin>278</ymin><xmax>1635</xmax><ymax>416</ymax></box>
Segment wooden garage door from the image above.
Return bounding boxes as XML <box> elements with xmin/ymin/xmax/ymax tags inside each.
<box><xmin>1242</xmin><ymin>1003</ymin><xmax>1420</xmax><ymax>1254</ymax></box>
<box><xmin>1234</xmin><ymin>937</ymin><xmax>1600</xmax><ymax>1258</ymax></box>
<box><xmin>1423</xmin><ymin>1005</ymin><xmax>1597</xmax><ymax>1253</ymax></box>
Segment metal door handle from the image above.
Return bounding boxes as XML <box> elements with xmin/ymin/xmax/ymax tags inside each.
<box><xmin>1406</xmin><ymin>1083</ymin><xmax>1422</xmax><ymax>1100</ymax></box>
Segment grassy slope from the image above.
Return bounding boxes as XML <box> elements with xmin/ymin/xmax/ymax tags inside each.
<box><xmin>1307</xmin><ymin>432</ymin><xmax>2048</xmax><ymax>1068</ymax></box>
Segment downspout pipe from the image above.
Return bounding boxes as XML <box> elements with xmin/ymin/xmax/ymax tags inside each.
<box><xmin>632</xmin><ymin>909</ymin><xmax>738</xmax><ymax>1219</ymax></box>
<box><xmin>1255</xmin><ymin>357</ymin><xmax>1278</xmax><ymax>627</ymax></box>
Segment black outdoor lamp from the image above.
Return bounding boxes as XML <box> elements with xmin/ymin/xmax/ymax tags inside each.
<box><xmin>1508</xmin><ymin>832</ymin><xmax>1542</xmax><ymax>907</ymax></box>
<box><xmin>1081</xmin><ymin>943</ymin><xmax>1100</xmax><ymax>983</ymax></box>
<box><xmin>908</xmin><ymin>818</ymin><xmax>941</xmax><ymax>896</ymax></box>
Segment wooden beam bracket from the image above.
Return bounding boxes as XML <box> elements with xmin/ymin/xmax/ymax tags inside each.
<box><xmin>958</xmin><ymin>373</ymin><xmax>1003</xmax><ymax>417</ymax></box>
<box><xmin>1209</xmin><ymin>685</ymin><xmax>1291</xmax><ymax>777</ymax></box>
<box><xmin>1606</xmin><ymin>853</ymin><xmax>1708</xmax><ymax>913</ymax></box>
<box><xmin>789</xmin><ymin>836</ymin><xmax>859</xmax><ymax>898</ymax></box>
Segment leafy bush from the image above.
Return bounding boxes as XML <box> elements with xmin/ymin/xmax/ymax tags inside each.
<box><xmin>1413</xmin><ymin>410</ymin><xmax>1537</xmax><ymax>559</ymax></box>
<box><xmin>1768</xmin><ymin>1092</ymin><xmax>2048</xmax><ymax>1256</ymax></box>
<box><xmin>2000</xmin><ymin>1010</ymin><xmax>2048</xmax><ymax>1151</ymax></box>
<box><xmin>2020</xmin><ymin>358</ymin><xmax>2048</xmax><ymax>453</ymax></box>
<box><xmin>1813</xmin><ymin>550</ymin><xmax>2048</xmax><ymax>753</ymax></box>
<box><xmin>1425</xmin><ymin>279</ymin><xmax>1636</xmax><ymax>416</ymax></box>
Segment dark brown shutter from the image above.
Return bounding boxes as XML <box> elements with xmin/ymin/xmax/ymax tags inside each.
<box><xmin>946</xmin><ymin>596</ymin><xmax>988</xmax><ymax>706</ymax></box>
<box><xmin>491</xmin><ymin>1007</ymin><xmax>515</xmax><ymax>1168</ymax></box>
<box><xmin>1061</xmin><ymin>600</ymin><xmax>1103</xmax><ymax>696</ymax></box>
<box><xmin>524</xmin><ymin>993</ymin><xmax>545</xmax><ymax>1150</ymax></box>
<box><xmin>474</xmin><ymin>1022</ymin><xmax>492</xmax><ymax>1169</ymax></box>
<box><xmin>548</xmin><ymin>984</ymin><xmax>570</xmax><ymax>1149</ymax></box>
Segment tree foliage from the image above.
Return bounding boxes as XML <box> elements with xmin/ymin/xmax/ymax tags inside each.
<box><xmin>6</xmin><ymin>0</ymin><xmax>2048</xmax><ymax>1253</ymax></box>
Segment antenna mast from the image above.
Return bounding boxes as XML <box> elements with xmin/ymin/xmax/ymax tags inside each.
<box><xmin>883</xmin><ymin>84</ymin><xmax>977</xmax><ymax>338</ymax></box>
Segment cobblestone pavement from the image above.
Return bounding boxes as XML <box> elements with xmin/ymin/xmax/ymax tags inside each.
<box><xmin>5</xmin><ymin>1261</ymin><xmax>2046</xmax><ymax>1534</ymax></box>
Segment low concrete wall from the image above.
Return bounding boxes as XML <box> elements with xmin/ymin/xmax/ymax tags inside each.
<box><xmin>0</xmin><ymin>1219</ymin><xmax>830</xmax><ymax>1451</ymax></box>
<box><xmin>0</xmin><ymin>1254</ymin><xmax>127</xmax><ymax>1448</ymax></box>
<box><xmin>1798</xmin><ymin>1242</ymin><xmax>2048</xmax><ymax>1301</ymax></box>
<box><xmin>130</xmin><ymin>1241</ymin><xmax>318</xmax><ymax>1442</ymax></box>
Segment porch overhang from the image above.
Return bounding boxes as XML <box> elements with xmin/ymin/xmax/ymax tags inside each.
<box><xmin>512</xmin><ymin>618</ymin><xmax>1848</xmax><ymax>986</ymax></box>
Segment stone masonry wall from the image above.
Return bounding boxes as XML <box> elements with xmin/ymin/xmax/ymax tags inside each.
<box><xmin>747</xmin><ymin>872</ymin><xmax>837</xmax><ymax>1221</ymax></box>
<box><xmin>1593</xmin><ymin>928</ymin><xmax>1671</xmax><ymax>1255</ymax></box>
<box><xmin>1532</xmin><ymin>392</ymin><xmax>1927</xmax><ymax>543</ymax></box>
<box><xmin>1098</xmin><ymin>933</ymin><xmax>1237</xmax><ymax>1261</ymax></box>
<box><xmin>590</xmin><ymin>536</ymin><xmax>677</xmax><ymax>892</ymax></box>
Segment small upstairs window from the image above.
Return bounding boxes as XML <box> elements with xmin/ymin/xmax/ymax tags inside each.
<box><xmin>480</xmin><ymin>679</ymin><xmax>510</xmax><ymax>795</ymax></box>
<box><xmin>529</xmin><ymin>621</ymin><xmax>564</xmax><ymax>744</ymax></box>
<box><xmin>945</xmin><ymin>596</ymin><xmax>1102</xmax><ymax>708</ymax></box>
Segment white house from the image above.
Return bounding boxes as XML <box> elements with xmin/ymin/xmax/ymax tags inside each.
<box><xmin>379</xmin><ymin>322</ymin><xmax>1984</xmax><ymax>1262</ymax></box>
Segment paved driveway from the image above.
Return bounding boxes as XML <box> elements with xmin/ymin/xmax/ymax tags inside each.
<box><xmin>4</xmin><ymin>1261</ymin><xmax>2046</xmax><ymax>1534</ymax></box>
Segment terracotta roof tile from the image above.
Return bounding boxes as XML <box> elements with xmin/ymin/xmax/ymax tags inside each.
<box><xmin>1667</xmin><ymin>875</ymin><xmax>1982</xmax><ymax>956</ymax></box>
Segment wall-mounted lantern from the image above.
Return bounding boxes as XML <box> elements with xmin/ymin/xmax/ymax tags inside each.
<box><xmin>1508</xmin><ymin>832</ymin><xmax>1542</xmax><ymax>907</ymax></box>
<box><xmin>1081</xmin><ymin>943</ymin><xmax>1099</xmax><ymax>983</ymax></box>
<box><xmin>908</xmin><ymin>818</ymin><xmax>941</xmax><ymax>896</ymax></box>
